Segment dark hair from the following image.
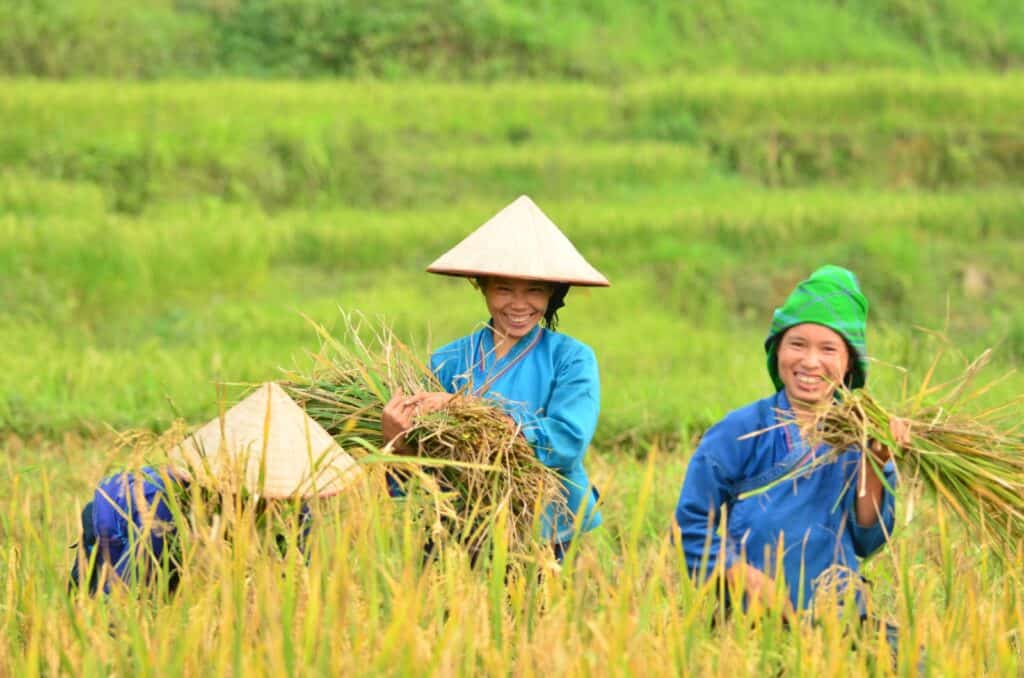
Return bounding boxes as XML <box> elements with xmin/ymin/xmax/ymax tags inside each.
<box><xmin>544</xmin><ymin>283</ymin><xmax>570</xmax><ymax>331</ymax></box>
<box><xmin>475</xmin><ymin>277</ymin><xmax>571</xmax><ymax>332</ymax></box>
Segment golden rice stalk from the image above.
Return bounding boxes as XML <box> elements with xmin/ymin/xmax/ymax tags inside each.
<box><xmin>743</xmin><ymin>348</ymin><xmax>1024</xmax><ymax>561</ymax></box>
<box><xmin>281</xmin><ymin>314</ymin><xmax>565</xmax><ymax>558</ymax></box>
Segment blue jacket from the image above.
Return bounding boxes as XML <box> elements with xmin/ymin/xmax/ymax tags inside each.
<box><xmin>85</xmin><ymin>466</ymin><xmax>178</xmax><ymax>593</ymax></box>
<box><xmin>431</xmin><ymin>323</ymin><xmax>602</xmax><ymax>542</ymax></box>
<box><xmin>74</xmin><ymin>467</ymin><xmax>310</xmax><ymax>594</ymax></box>
<box><xmin>674</xmin><ymin>390</ymin><xmax>896</xmax><ymax>611</ymax></box>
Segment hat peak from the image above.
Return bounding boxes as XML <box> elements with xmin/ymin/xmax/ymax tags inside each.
<box><xmin>426</xmin><ymin>196</ymin><xmax>610</xmax><ymax>287</ymax></box>
<box><xmin>167</xmin><ymin>382</ymin><xmax>361</xmax><ymax>498</ymax></box>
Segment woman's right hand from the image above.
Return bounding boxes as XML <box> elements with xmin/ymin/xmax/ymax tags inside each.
<box><xmin>381</xmin><ymin>390</ymin><xmax>456</xmax><ymax>453</ymax></box>
<box><xmin>728</xmin><ymin>562</ymin><xmax>796</xmax><ymax>623</ymax></box>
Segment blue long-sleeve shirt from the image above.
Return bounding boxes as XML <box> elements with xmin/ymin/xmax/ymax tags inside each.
<box><xmin>430</xmin><ymin>323</ymin><xmax>602</xmax><ymax>542</ymax></box>
<box><xmin>88</xmin><ymin>467</ymin><xmax>178</xmax><ymax>593</ymax></box>
<box><xmin>78</xmin><ymin>467</ymin><xmax>311</xmax><ymax>594</ymax></box>
<box><xmin>674</xmin><ymin>390</ymin><xmax>896</xmax><ymax>611</ymax></box>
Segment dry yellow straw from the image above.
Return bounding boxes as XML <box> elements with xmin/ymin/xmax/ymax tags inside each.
<box><xmin>741</xmin><ymin>348</ymin><xmax>1024</xmax><ymax>561</ymax></box>
<box><xmin>282</xmin><ymin>315</ymin><xmax>566</xmax><ymax>558</ymax></box>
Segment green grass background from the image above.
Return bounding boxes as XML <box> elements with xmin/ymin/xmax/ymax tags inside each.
<box><xmin>3</xmin><ymin>0</ymin><xmax>1024</xmax><ymax>78</ymax></box>
<box><xmin>2</xmin><ymin>76</ymin><xmax>1023</xmax><ymax>440</ymax></box>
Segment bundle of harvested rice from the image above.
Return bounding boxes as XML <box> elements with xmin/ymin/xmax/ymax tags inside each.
<box><xmin>742</xmin><ymin>348</ymin><xmax>1024</xmax><ymax>560</ymax></box>
<box><xmin>282</xmin><ymin>316</ymin><xmax>565</xmax><ymax>558</ymax></box>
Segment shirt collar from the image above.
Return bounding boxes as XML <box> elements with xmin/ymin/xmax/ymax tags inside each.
<box><xmin>774</xmin><ymin>388</ymin><xmax>793</xmax><ymax>416</ymax></box>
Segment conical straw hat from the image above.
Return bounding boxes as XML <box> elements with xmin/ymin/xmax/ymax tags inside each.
<box><xmin>167</xmin><ymin>383</ymin><xmax>362</xmax><ymax>499</ymax></box>
<box><xmin>427</xmin><ymin>195</ymin><xmax>610</xmax><ymax>287</ymax></box>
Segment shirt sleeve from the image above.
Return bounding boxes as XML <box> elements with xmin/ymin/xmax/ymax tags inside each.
<box><xmin>845</xmin><ymin>458</ymin><xmax>898</xmax><ymax>557</ymax></box>
<box><xmin>504</xmin><ymin>344</ymin><xmax>600</xmax><ymax>474</ymax></box>
<box><xmin>674</xmin><ymin>422</ymin><xmax>742</xmax><ymax>579</ymax></box>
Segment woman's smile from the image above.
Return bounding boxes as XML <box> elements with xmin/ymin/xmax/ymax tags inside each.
<box><xmin>483</xmin><ymin>277</ymin><xmax>553</xmax><ymax>348</ymax></box>
<box><xmin>776</xmin><ymin>323</ymin><xmax>850</xmax><ymax>412</ymax></box>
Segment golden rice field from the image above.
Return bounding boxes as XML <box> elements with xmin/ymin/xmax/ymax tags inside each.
<box><xmin>2</xmin><ymin>433</ymin><xmax>1022</xmax><ymax>675</ymax></box>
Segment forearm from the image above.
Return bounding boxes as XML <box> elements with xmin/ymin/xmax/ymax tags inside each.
<box><xmin>854</xmin><ymin>458</ymin><xmax>887</xmax><ymax>527</ymax></box>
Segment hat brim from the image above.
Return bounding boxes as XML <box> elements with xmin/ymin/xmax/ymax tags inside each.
<box><xmin>426</xmin><ymin>266</ymin><xmax>610</xmax><ymax>287</ymax></box>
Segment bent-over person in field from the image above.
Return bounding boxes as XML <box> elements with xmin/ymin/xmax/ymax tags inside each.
<box><xmin>69</xmin><ymin>383</ymin><xmax>360</xmax><ymax>594</ymax></box>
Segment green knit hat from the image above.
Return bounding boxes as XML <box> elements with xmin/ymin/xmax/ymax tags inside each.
<box><xmin>764</xmin><ymin>265</ymin><xmax>869</xmax><ymax>391</ymax></box>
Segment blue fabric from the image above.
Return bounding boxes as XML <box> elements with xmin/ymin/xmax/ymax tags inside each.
<box><xmin>431</xmin><ymin>323</ymin><xmax>603</xmax><ymax>542</ymax></box>
<box><xmin>80</xmin><ymin>466</ymin><xmax>313</xmax><ymax>594</ymax></box>
<box><xmin>90</xmin><ymin>466</ymin><xmax>178</xmax><ymax>592</ymax></box>
<box><xmin>674</xmin><ymin>390</ymin><xmax>896</xmax><ymax>611</ymax></box>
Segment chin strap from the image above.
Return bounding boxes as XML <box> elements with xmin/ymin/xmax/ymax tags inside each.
<box><xmin>474</xmin><ymin>326</ymin><xmax>543</xmax><ymax>396</ymax></box>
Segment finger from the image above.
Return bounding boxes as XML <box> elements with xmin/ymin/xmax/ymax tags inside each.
<box><xmin>889</xmin><ymin>418</ymin><xmax>912</xmax><ymax>446</ymax></box>
<box><xmin>407</xmin><ymin>393</ymin><xmax>441</xmax><ymax>412</ymax></box>
<box><xmin>422</xmin><ymin>393</ymin><xmax>449</xmax><ymax>408</ymax></box>
<box><xmin>899</xmin><ymin>421</ymin><xmax>912</xmax><ymax>447</ymax></box>
<box><xmin>388</xmin><ymin>410</ymin><xmax>410</xmax><ymax>427</ymax></box>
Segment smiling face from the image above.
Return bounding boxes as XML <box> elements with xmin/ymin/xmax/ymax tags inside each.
<box><xmin>481</xmin><ymin>276</ymin><xmax>553</xmax><ymax>345</ymax></box>
<box><xmin>776</xmin><ymin>323</ymin><xmax>851</xmax><ymax>413</ymax></box>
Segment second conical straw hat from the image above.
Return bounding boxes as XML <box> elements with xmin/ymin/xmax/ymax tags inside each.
<box><xmin>167</xmin><ymin>383</ymin><xmax>362</xmax><ymax>499</ymax></box>
<box><xmin>427</xmin><ymin>195</ymin><xmax>610</xmax><ymax>286</ymax></box>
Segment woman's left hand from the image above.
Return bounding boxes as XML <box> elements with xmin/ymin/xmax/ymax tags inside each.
<box><xmin>868</xmin><ymin>416</ymin><xmax>912</xmax><ymax>464</ymax></box>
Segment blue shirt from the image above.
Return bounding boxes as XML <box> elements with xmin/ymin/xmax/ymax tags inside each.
<box><xmin>431</xmin><ymin>323</ymin><xmax>602</xmax><ymax>542</ymax></box>
<box><xmin>674</xmin><ymin>390</ymin><xmax>896</xmax><ymax>611</ymax></box>
<box><xmin>83</xmin><ymin>468</ymin><xmax>312</xmax><ymax>594</ymax></box>
<box><xmin>91</xmin><ymin>466</ymin><xmax>177</xmax><ymax>592</ymax></box>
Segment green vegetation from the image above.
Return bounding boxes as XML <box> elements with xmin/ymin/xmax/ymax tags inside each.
<box><xmin>2</xmin><ymin>0</ymin><xmax>1024</xmax><ymax>79</ymax></box>
<box><xmin>3</xmin><ymin>75</ymin><xmax>1023</xmax><ymax>214</ymax></box>
<box><xmin>2</xmin><ymin>78</ymin><xmax>1021</xmax><ymax>442</ymax></box>
<box><xmin>4</xmin><ymin>178</ymin><xmax>1023</xmax><ymax>439</ymax></box>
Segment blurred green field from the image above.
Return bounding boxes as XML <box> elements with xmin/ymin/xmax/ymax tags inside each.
<box><xmin>3</xmin><ymin>0</ymin><xmax>1024</xmax><ymax>79</ymax></box>
<box><xmin>3</xmin><ymin>75</ymin><xmax>1023</xmax><ymax>213</ymax></box>
<box><xmin>2</xmin><ymin>77</ymin><xmax>1024</xmax><ymax>439</ymax></box>
<box><xmin>3</xmin><ymin>176</ymin><xmax>1023</xmax><ymax>439</ymax></box>
<box><xmin>3</xmin><ymin>70</ymin><xmax>1024</xmax><ymax>674</ymax></box>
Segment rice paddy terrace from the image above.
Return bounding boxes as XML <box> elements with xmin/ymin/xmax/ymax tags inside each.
<box><xmin>2</xmin><ymin>69</ymin><xmax>1023</xmax><ymax>674</ymax></box>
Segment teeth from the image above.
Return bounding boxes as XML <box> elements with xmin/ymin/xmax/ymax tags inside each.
<box><xmin>797</xmin><ymin>375</ymin><xmax>822</xmax><ymax>385</ymax></box>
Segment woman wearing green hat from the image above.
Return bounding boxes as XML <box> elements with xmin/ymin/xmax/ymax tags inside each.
<box><xmin>674</xmin><ymin>265</ymin><xmax>909</xmax><ymax>618</ymax></box>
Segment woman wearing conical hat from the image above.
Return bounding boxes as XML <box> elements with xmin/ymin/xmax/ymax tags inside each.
<box><xmin>381</xmin><ymin>195</ymin><xmax>608</xmax><ymax>557</ymax></box>
<box><xmin>69</xmin><ymin>383</ymin><xmax>361</xmax><ymax>594</ymax></box>
<box><xmin>674</xmin><ymin>266</ymin><xmax>910</xmax><ymax>623</ymax></box>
